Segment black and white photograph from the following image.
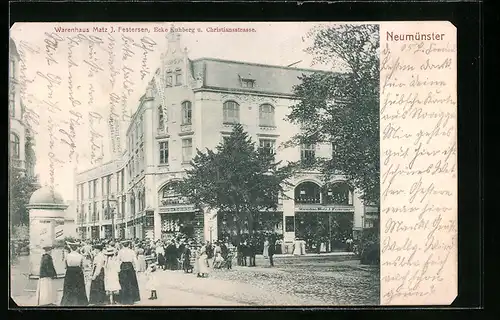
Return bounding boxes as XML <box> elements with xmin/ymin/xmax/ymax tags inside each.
<box><xmin>9</xmin><ymin>22</ymin><xmax>382</xmax><ymax>307</ymax></box>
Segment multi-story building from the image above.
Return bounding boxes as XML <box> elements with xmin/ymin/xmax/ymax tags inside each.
<box><xmin>9</xmin><ymin>37</ymin><xmax>36</xmax><ymax>179</ymax></box>
<box><xmin>75</xmin><ymin>32</ymin><xmax>379</xmax><ymax>250</ymax></box>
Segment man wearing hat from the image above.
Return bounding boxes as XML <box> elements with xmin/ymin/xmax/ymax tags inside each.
<box><xmin>36</xmin><ymin>245</ymin><xmax>58</xmax><ymax>306</ymax></box>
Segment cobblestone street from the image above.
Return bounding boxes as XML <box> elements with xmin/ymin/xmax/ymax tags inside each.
<box><xmin>11</xmin><ymin>254</ymin><xmax>379</xmax><ymax>306</ymax></box>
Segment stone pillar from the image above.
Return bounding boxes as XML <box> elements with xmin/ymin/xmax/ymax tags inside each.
<box><xmin>26</xmin><ymin>187</ymin><xmax>69</xmax><ymax>279</ymax></box>
<box><xmin>154</xmin><ymin>210</ymin><xmax>162</xmax><ymax>241</ymax></box>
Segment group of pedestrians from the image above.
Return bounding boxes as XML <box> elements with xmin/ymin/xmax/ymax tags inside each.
<box><xmin>35</xmin><ymin>240</ymin><xmax>141</xmax><ymax>306</ymax></box>
<box><xmin>236</xmin><ymin>236</ymin><xmax>276</xmax><ymax>267</ymax></box>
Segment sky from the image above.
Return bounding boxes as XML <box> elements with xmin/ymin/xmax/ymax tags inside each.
<box><xmin>10</xmin><ymin>22</ymin><xmax>340</xmax><ymax>203</ymax></box>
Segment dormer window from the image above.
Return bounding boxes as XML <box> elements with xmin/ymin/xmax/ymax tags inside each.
<box><xmin>175</xmin><ymin>69</ymin><xmax>183</xmax><ymax>86</ymax></box>
<box><xmin>166</xmin><ymin>72</ymin><xmax>173</xmax><ymax>87</ymax></box>
<box><xmin>241</xmin><ymin>79</ymin><xmax>255</xmax><ymax>88</ymax></box>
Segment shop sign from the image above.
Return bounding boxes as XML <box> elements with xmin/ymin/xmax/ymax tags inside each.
<box><xmin>159</xmin><ymin>204</ymin><xmax>196</xmax><ymax>213</ymax></box>
<box><xmin>295</xmin><ymin>205</ymin><xmax>354</xmax><ymax>212</ymax></box>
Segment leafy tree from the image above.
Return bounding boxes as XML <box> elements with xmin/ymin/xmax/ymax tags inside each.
<box><xmin>287</xmin><ymin>24</ymin><xmax>380</xmax><ymax>205</ymax></box>
<box><xmin>9</xmin><ymin>163</ymin><xmax>38</xmax><ymax>228</ymax></box>
<box><xmin>176</xmin><ymin>124</ymin><xmax>293</xmax><ymax>241</ymax></box>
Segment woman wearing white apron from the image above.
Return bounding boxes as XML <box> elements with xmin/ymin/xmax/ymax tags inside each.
<box><xmin>196</xmin><ymin>245</ymin><xmax>209</xmax><ymax>278</ymax></box>
<box><xmin>262</xmin><ymin>238</ymin><xmax>270</xmax><ymax>259</ymax></box>
<box><xmin>103</xmin><ymin>248</ymin><xmax>121</xmax><ymax>304</ymax></box>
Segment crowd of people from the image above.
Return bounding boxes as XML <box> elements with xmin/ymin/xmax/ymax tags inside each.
<box><xmin>34</xmin><ymin>234</ymin><xmax>280</xmax><ymax>306</ymax></box>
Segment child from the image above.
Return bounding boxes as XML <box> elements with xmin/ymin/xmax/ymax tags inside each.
<box><xmin>145</xmin><ymin>262</ymin><xmax>158</xmax><ymax>300</ymax></box>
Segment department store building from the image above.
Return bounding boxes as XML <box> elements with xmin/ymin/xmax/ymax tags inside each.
<box><xmin>75</xmin><ymin>32</ymin><xmax>378</xmax><ymax>250</ymax></box>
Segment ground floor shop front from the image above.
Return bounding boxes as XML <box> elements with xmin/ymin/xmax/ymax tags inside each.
<box><xmin>216</xmin><ymin>207</ymin><xmax>356</xmax><ymax>253</ymax></box>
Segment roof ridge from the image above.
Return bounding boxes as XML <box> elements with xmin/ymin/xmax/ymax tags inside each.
<box><xmin>190</xmin><ymin>57</ymin><xmax>334</xmax><ymax>73</ymax></box>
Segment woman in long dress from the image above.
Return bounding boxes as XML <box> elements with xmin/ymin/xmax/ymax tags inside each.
<box><xmin>136</xmin><ymin>247</ymin><xmax>147</xmax><ymax>272</ymax></box>
<box><xmin>103</xmin><ymin>248</ymin><xmax>121</xmax><ymax>304</ymax></box>
<box><xmin>36</xmin><ymin>245</ymin><xmax>58</xmax><ymax>306</ymax></box>
<box><xmin>262</xmin><ymin>238</ymin><xmax>270</xmax><ymax>259</ymax></box>
<box><xmin>117</xmin><ymin>240</ymin><xmax>140</xmax><ymax>304</ymax></box>
<box><xmin>60</xmin><ymin>242</ymin><xmax>89</xmax><ymax>306</ymax></box>
<box><xmin>196</xmin><ymin>245</ymin><xmax>209</xmax><ymax>278</ymax></box>
<box><xmin>88</xmin><ymin>244</ymin><xmax>107</xmax><ymax>305</ymax></box>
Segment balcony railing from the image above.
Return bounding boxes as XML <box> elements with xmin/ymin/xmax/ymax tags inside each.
<box><xmin>180</xmin><ymin>124</ymin><xmax>192</xmax><ymax>133</ymax></box>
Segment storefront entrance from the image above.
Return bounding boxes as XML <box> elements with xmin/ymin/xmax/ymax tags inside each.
<box><xmin>294</xmin><ymin>211</ymin><xmax>353</xmax><ymax>252</ymax></box>
<box><xmin>217</xmin><ymin>211</ymin><xmax>283</xmax><ymax>245</ymax></box>
<box><xmin>160</xmin><ymin>211</ymin><xmax>203</xmax><ymax>242</ymax></box>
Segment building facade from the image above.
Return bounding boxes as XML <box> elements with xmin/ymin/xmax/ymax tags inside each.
<box><xmin>9</xmin><ymin>38</ymin><xmax>36</xmax><ymax>179</ymax></box>
<box><xmin>75</xmin><ymin>32</ymin><xmax>379</xmax><ymax>249</ymax></box>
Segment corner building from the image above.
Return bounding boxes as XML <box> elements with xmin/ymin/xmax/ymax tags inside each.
<box><xmin>9</xmin><ymin>38</ymin><xmax>37</xmax><ymax>179</ymax></box>
<box><xmin>75</xmin><ymin>32</ymin><xmax>379</xmax><ymax>250</ymax></box>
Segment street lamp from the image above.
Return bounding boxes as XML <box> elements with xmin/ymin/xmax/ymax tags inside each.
<box><xmin>107</xmin><ymin>194</ymin><xmax>118</xmax><ymax>240</ymax></box>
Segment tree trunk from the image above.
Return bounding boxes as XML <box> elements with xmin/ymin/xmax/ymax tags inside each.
<box><xmin>234</xmin><ymin>206</ymin><xmax>242</xmax><ymax>244</ymax></box>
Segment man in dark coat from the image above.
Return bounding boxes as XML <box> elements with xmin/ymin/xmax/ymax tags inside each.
<box><xmin>248</xmin><ymin>238</ymin><xmax>257</xmax><ymax>267</ymax></box>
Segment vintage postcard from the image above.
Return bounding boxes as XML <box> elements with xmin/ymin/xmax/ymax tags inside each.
<box><xmin>8</xmin><ymin>21</ymin><xmax>456</xmax><ymax>307</ymax></box>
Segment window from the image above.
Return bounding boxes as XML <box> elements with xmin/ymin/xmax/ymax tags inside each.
<box><xmin>106</xmin><ymin>175</ymin><xmax>111</xmax><ymax>195</ymax></box>
<box><xmin>175</xmin><ymin>71</ymin><xmax>183</xmax><ymax>86</ymax></box>
<box><xmin>10</xmin><ymin>60</ymin><xmax>15</xmax><ymax>79</ymax></box>
<box><xmin>181</xmin><ymin>101</ymin><xmax>192</xmax><ymax>125</ymax></box>
<box><xmin>161</xmin><ymin>182</ymin><xmax>184</xmax><ymax>205</ymax></box>
<box><xmin>120</xmin><ymin>170</ymin><xmax>125</xmax><ymax>191</ymax></box>
<box><xmin>166</xmin><ymin>73</ymin><xmax>173</xmax><ymax>87</ymax></box>
<box><xmin>159</xmin><ymin>141</ymin><xmax>169</xmax><ymax>165</ymax></box>
<box><xmin>182</xmin><ymin>138</ymin><xmax>193</xmax><ymax>163</ymax></box>
<box><xmin>295</xmin><ymin>181</ymin><xmax>321</xmax><ymax>204</ymax></box>
<box><xmin>241</xmin><ymin>79</ymin><xmax>255</xmax><ymax>88</ymax></box>
<box><xmin>9</xmin><ymin>86</ymin><xmax>15</xmax><ymax>117</ymax></box>
<box><xmin>259</xmin><ymin>139</ymin><xmax>276</xmax><ymax>157</ymax></box>
<box><xmin>130</xmin><ymin>193</ymin><xmax>136</xmax><ymax>215</ymax></box>
<box><xmin>259</xmin><ymin>104</ymin><xmax>275</xmax><ymax>127</ymax></box>
<box><xmin>93</xmin><ymin>179</ymin><xmax>98</xmax><ymax>197</ymax></box>
<box><xmin>300</xmin><ymin>143</ymin><xmax>316</xmax><ymax>166</ymax></box>
<box><xmin>223</xmin><ymin>101</ymin><xmax>240</xmax><ymax>124</ymax></box>
<box><xmin>135</xmin><ymin>151</ymin><xmax>139</xmax><ymax>174</ymax></box>
<box><xmin>88</xmin><ymin>182</ymin><xmax>92</xmax><ymax>199</ymax></box>
<box><xmin>140</xmin><ymin>147</ymin><xmax>145</xmax><ymax>171</ymax></box>
<box><xmin>139</xmin><ymin>115</ymin><xmax>144</xmax><ymax>138</ymax></box>
<box><xmin>158</xmin><ymin>106</ymin><xmax>165</xmax><ymax>130</ymax></box>
<box><xmin>10</xmin><ymin>133</ymin><xmax>20</xmax><ymax>159</ymax></box>
<box><xmin>121</xmin><ymin>196</ymin><xmax>126</xmax><ymax>219</ymax></box>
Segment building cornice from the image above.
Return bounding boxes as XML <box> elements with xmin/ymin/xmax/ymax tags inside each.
<box><xmin>193</xmin><ymin>87</ymin><xmax>300</xmax><ymax>100</ymax></box>
<box><xmin>190</xmin><ymin>57</ymin><xmax>334</xmax><ymax>74</ymax></box>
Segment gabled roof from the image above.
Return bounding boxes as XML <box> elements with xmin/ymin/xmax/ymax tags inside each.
<box><xmin>190</xmin><ymin>58</ymin><xmax>334</xmax><ymax>96</ymax></box>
